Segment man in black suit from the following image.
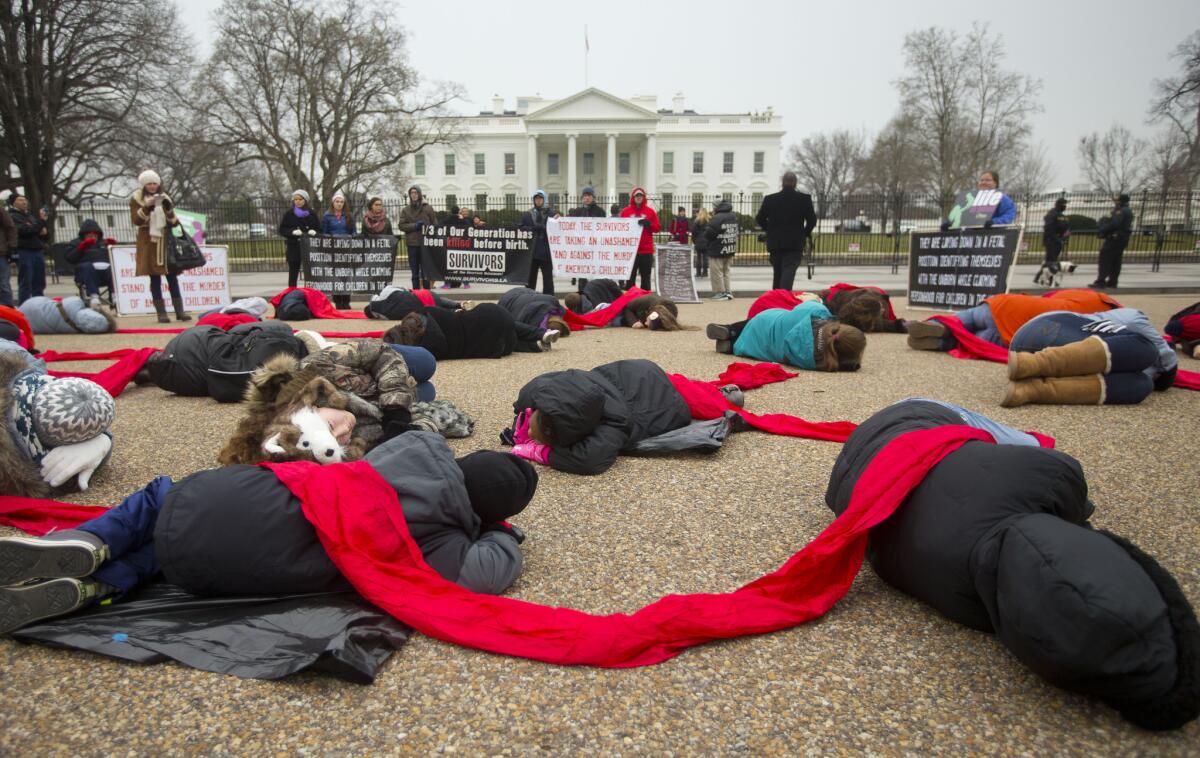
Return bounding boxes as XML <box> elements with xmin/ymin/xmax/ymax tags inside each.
<box><xmin>755</xmin><ymin>172</ymin><xmax>817</xmax><ymax>290</ymax></box>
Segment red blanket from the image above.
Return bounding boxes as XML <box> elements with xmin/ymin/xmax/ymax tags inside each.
<box><xmin>270</xmin><ymin>288</ymin><xmax>368</xmax><ymax>320</ymax></box>
<box><xmin>715</xmin><ymin>361</ymin><xmax>799</xmax><ymax>389</ymax></box>
<box><xmin>42</xmin><ymin>347</ymin><xmax>160</xmax><ymax>397</ymax></box>
<box><xmin>927</xmin><ymin>315</ymin><xmax>1200</xmax><ymax>391</ymax></box>
<box><xmin>562</xmin><ymin>288</ymin><xmax>653</xmax><ymax>331</ymax></box>
<box><xmin>747</xmin><ymin>285</ymin><xmax>895</xmax><ymax>321</ymax></box>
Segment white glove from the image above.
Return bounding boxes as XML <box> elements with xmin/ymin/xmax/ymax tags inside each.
<box><xmin>40</xmin><ymin>435</ymin><xmax>112</xmax><ymax>490</ymax></box>
<box><xmin>292</xmin><ymin>228</ymin><xmax>303</xmax><ymax>236</ymax></box>
<box><xmin>307</xmin><ymin>229</ymin><xmax>318</xmax><ymax>236</ymax></box>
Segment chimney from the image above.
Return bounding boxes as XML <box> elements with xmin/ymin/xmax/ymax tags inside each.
<box><xmin>492</xmin><ymin>95</ymin><xmax>504</xmax><ymax>113</ymax></box>
<box><xmin>672</xmin><ymin>92</ymin><xmax>685</xmax><ymax>113</ymax></box>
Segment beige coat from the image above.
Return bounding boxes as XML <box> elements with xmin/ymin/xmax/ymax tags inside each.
<box><xmin>130</xmin><ymin>189</ymin><xmax>178</xmax><ymax>277</ymax></box>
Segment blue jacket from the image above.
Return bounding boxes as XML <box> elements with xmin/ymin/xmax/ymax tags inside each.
<box><xmin>991</xmin><ymin>194</ymin><xmax>1016</xmax><ymax>225</ymax></box>
<box><xmin>733</xmin><ymin>300</ymin><xmax>832</xmax><ymax>370</ymax></box>
<box><xmin>321</xmin><ymin>212</ymin><xmax>356</xmax><ymax>236</ymax></box>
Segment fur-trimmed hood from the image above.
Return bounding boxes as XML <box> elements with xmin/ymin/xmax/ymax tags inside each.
<box><xmin>0</xmin><ymin>352</ymin><xmax>50</xmax><ymax>498</ymax></box>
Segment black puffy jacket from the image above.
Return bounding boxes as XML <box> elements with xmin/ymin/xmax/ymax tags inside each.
<box><xmin>825</xmin><ymin>400</ymin><xmax>1200</xmax><ymax>731</ymax></box>
<box><xmin>574</xmin><ymin>278</ymin><xmax>624</xmax><ymax>313</ymax></box>
<box><xmin>364</xmin><ymin>288</ymin><xmax>459</xmax><ymax>320</ymax></box>
<box><xmin>498</xmin><ymin>287</ymin><xmax>563</xmax><ymax>328</ymax></box>
<box><xmin>147</xmin><ymin>322</ymin><xmax>307</xmax><ymax>402</ymax></box>
<box><xmin>704</xmin><ymin>201</ymin><xmax>738</xmax><ymax>259</ymax></box>
<box><xmin>414</xmin><ymin>304</ymin><xmax>515</xmax><ymax>360</ymax></box>
<box><xmin>513</xmin><ymin>359</ymin><xmax>692</xmax><ymax>475</ymax></box>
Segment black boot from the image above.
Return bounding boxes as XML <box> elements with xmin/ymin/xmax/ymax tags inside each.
<box><xmin>153</xmin><ymin>298</ymin><xmax>170</xmax><ymax>324</ymax></box>
<box><xmin>173</xmin><ymin>300</ymin><xmax>192</xmax><ymax>322</ymax></box>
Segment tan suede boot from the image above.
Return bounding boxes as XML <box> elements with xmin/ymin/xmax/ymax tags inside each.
<box><xmin>1008</xmin><ymin>336</ymin><xmax>1110</xmax><ymax>380</ymax></box>
<box><xmin>1001</xmin><ymin>374</ymin><xmax>1104</xmax><ymax>407</ymax></box>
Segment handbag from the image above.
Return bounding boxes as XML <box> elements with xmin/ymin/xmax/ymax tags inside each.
<box><xmin>166</xmin><ymin>223</ymin><xmax>206</xmax><ymax>272</ymax></box>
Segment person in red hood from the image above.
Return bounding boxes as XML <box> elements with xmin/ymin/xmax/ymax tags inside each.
<box><xmin>619</xmin><ymin>187</ymin><xmax>660</xmax><ymax>290</ymax></box>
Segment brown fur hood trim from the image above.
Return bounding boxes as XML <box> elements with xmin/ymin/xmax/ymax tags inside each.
<box><xmin>0</xmin><ymin>353</ymin><xmax>50</xmax><ymax>498</ymax></box>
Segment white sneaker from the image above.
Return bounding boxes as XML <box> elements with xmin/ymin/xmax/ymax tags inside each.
<box><xmin>540</xmin><ymin>329</ymin><xmax>560</xmax><ymax>350</ymax></box>
<box><xmin>88</xmin><ymin>295</ymin><xmax>101</xmax><ymax>308</ymax></box>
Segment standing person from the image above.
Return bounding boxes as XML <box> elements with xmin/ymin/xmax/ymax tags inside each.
<box><xmin>1092</xmin><ymin>194</ymin><xmax>1134</xmax><ymax>289</ymax></box>
<box><xmin>705</xmin><ymin>199</ymin><xmax>738</xmax><ymax>300</ymax></box>
<box><xmin>619</xmin><ymin>187</ymin><xmax>660</xmax><ymax>291</ymax></box>
<box><xmin>1042</xmin><ymin>197</ymin><xmax>1070</xmax><ymax>269</ymax></box>
<box><xmin>278</xmin><ymin>190</ymin><xmax>320</xmax><ymax>290</ymax></box>
<box><xmin>361</xmin><ymin>196</ymin><xmax>393</xmax><ymax>237</ymax></box>
<box><xmin>568</xmin><ymin>186</ymin><xmax>606</xmax><ymax>219</ymax></box>
<box><xmin>441</xmin><ymin>206</ymin><xmax>471</xmax><ymax>290</ymax></box>
<box><xmin>755</xmin><ymin>172</ymin><xmax>817</xmax><ymax>291</ymax></box>
<box><xmin>130</xmin><ymin>170</ymin><xmax>190</xmax><ymax>323</ymax></box>
<box><xmin>521</xmin><ymin>190</ymin><xmax>558</xmax><ymax>295</ymax></box>
<box><xmin>8</xmin><ymin>192</ymin><xmax>49</xmax><ymax>305</ymax></box>
<box><xmin>0</xmin><ymin>198</ymin><xmax>16</xmax><ymax>306</ymax></box>
<box><xmin>321</xmin><ymin>191</ymin><xmax>356</xmax><ymax>310</ymax></box>
<box><xmin>690</xmin><ymin>207</ymin><xmax>710</xmax><ymax>279</ymax></box>
<box><xmin>398</xmin><ymin>186</ymin><xmax>437</xmax><ymax>290</ymax></box>
<box><xmin>940</xmin><ymin>170</ymin><xmax>1016</xmax><ymax>230</ymax></box>
<box><xmin>668</xmin><ymin>206</ymin><xmax>689</xmax><ymax>244</ymax></box>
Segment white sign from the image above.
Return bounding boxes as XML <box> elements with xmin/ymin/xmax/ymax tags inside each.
<box><xmin>547</xmin><ymin>216</ymin><xmax>641</xmax><ymax>279</ymax></box>
<box><xmin>110</xmin><ymin>245</ymin><xmax>232</xmax><ymax>315</ymax></box>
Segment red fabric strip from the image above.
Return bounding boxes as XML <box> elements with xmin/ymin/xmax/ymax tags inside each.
<box><xmin>0</xmin><ymin>497</ymin><xmax>107</xmax><ymax>534</ymax></box>
<box><xmin>562</xmin><ymin>288</ymin><xmax>653</xmax><ymax>330</ymax></box>
<box><xmin>715</xmin><ymin>361</ymin><xmax>799</xmax><ymax>389</ymax></box>
<box><xmin>45</xmin><ymin>347</ymin><xmax>159</xmax><ymax>397</ymax></box>
<box><xmin>269</xmin><ymin>287</ymin><xmax>368</xmax><ymax>319</ymax></box>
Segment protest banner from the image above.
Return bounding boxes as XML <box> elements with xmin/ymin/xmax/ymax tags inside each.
<box><xmin>421</xmin><ymin>225</ymin><xmax>533</xmax><ymax>283</ymax></box>
<box><xmin>302</xmin><ymin>235</ymin><xmax>398</xmax><ymax>295</ymax></box>
<box><xmin>907</xmin><ymin>227</ymin><xmax>1023</xmax><ymax>310</ymax></box>
<box><xmin>547</xmin><ymin>216</ymin><xmax>640</xmax><ymax>279</ymax></box>
<box><xmin>655</xmin><ymin>243</ymin><xmax>699</xmax><ymax>303</ymax></box>
<box><xmin>110</xmin><ymin>245</ymin><xmax>231</xmax><ymax>315</ymax></box>
<box><xmin>947</xmin><ymin>189</ymin><xmax>1003</xmax><ymax>229</ymax></box>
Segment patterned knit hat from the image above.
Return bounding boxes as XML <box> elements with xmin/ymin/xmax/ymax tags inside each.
<box><xmin>32</xmin><ymin>378</ymin><xmax>115</xmax><ymax>446</ymax></box>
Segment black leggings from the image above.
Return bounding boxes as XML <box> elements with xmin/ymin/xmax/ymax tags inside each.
<box><xmin>626</xmin><ymin>255</ymin><xmax>653</xmax><ymax>290</ymax></box>
<box><xmin>148</xmin><ymin>274</ymin><xmax>183</xmax><ymax>302</ymax></box>
<box><xmin>287</xmin><ymin>258</ymin><xmax>301</xmax><ymax>289</ymax></box>
<box><xmin>527</xmin><ymin>258</ymin><xmax>554</xmax><ymax>294</ymax></box>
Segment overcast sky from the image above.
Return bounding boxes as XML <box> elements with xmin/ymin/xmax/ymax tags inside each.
<box><xmin>177</xmin><ymin>0</ymin><xmax>1199</xmax><ymax>189</ymax></box>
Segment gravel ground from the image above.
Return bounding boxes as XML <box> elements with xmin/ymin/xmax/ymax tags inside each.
<box><xmin>2</xmin><ymin>292</ymin><xmax>1198</xmax><ymax>755</ymax></box>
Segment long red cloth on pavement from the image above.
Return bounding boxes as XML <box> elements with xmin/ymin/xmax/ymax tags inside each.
<box><xmin>561</xmin><ymin>288</ymin><xmax>652</xmax><ymax>330</ymax></box>
<box><xmin>269</xmin><ymin>287</ymin><xmax>368</xmax><ymax>319</ymax></box>
<box><xmin>42</xmin><ymin>347</ymin><xmax>160</xmax><ymax>397</ymax></box>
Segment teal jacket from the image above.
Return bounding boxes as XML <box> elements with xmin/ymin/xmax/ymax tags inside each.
<box><xmin>733</xmin><ymin>300</ymin><xmax>831</xmax><ymax>370</ymax></box>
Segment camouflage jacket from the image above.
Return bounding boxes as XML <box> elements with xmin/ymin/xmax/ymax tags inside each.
<box><xmin>300</xmin><ymin>340</ymin><xmax>416</xmax><ymax>410</ymax></box>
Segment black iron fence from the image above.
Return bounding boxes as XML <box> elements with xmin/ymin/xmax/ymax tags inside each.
<box><xmin>47</xmin><ymin>190</ymin><xmax>1200</xmax><ymax>273</ymax></box>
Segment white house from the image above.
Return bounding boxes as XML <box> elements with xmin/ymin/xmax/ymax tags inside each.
<box><xmin>410</xmin><ymin>88</ymin><xmax>785</xmax><ymax>213</ymax></box>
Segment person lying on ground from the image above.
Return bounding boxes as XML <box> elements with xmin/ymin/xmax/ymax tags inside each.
<box><xmin>218</xmin><ymin>338</ymin><xmax>470</xmax><ymax>465</ymax></box>
<box><xmin>821</xmin><ymin>286</ymin><xmax>906</xmax><ymax>333</ymax></box>
<box><xmin>506</xmin><ymin>358</ymin><xmax>743</xmax><ymax>476</ymax></box>
<box><xmin>1</xmin><ymin>351</ymin><xmax>115</xmax><ymax>498</ymax></box>
<box><xmin>620</xmin><ymin>293</ymin><xmax>683</xmax><ymax>331</ymax></box>
<box><xmin>384</xmin><ymin>304</ymin><xmax>559</xmax><ymax>361</ymax></box>
<box><xmin>0</xmin><ymin>433</ymin><xmax>537</xmax><ymax>635</ymax></box>
<box><xmin>563</xmin><ymin>278</ymin><xmax>624</xmax><ymax>314</ymax></box>
<box><xmin>825</xmin><ymin>398</ymin><xmax>1200</xmax><ymax>731</ymax></box>
<box><xmin>19</xmin><ymin>295</ymin><xmax>115</xmax><ymax>335</ymax></box>
<box><xmin>65</xmin><ymin>219</ymin><xmax>116</xmax><ymax>307</ymax></box>
<box><xmin>706</xmin><ymin>299</ymin><xmax>866</xmax><ymax>372</ymax></box>
<box><xmin>1001</xmin><ymin>308</ymin><xmax>1178</xmax><ymax>407</ymax></box>
<box><xmin>496</xmin><ymin>287</ymin><xmax>570</xmax><ymax>336</ymax></box>
<box><xmin>906</xmin><ymin>288</ymin><xmax>1119</xmax><ymax>352</ymax></box>
<box><xmin>200</xmin><ymin>296</ymin><xmax>271</xmax><ymax>321</ymax></box>
<box><xmin>363</xmin><ymin>285</ymin><xmax>463</xmax><ymax>320</ymax></box>
<box><xmin>134</xmin><ymin>321</ymin><xmax>309</xmax><ymax>403</ymax></box>
<box><xmin>1164</xmin><ymin>300</ymin><xmax>1200</xmax><ymax>360</ymax></box>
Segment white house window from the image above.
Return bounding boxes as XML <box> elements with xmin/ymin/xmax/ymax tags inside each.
<box><xmin>504</xmin><ymin>153</ymin><xmax>515</xmax><ymax>175</ymax></box>
<box><xmin>618</xmin><ymin>152</ymin><xmax>630</xmax><ymax>174</ymax></box>
<box><xmin>504</xmin><ymin>193</ymin><xmax>517</xmax><ymax>210</ymax></box>
<box><xmin>474</xmin><ymin>153</ymin><xmax>486</xmax><ymax>175</ymax></box>
<box><xmin>692</xmin><ymin>151</ymin><xmax>704</xmax><ymax>173</ymax></box>
<box><xmin>753</xmin><ymin>151</ymin><xmax>765</xmax><ymax>174</ymax></box>
<box><xmin>475</xmin><ymin>193</ymin><xmax>487</xmax><ymax>211</ymax></box>
<box><xmin>618</xmin><ymin>192</ymin><xmax>630</xmax><ymax>206</ymax></box>
<box><xmin>444</xmin><ymin>153</ymin><xmax>456</xmax><ymax>176</ymax></box>
<box><xmin>723</xmin><ymin>152</ymin><xmax>734</xmax><ymax>174</ymax></box>
<box><xmin>662</xmin><ymin>152</ymin><xmax>674</xmax><ymax>174</ymax></box>
<box><xmin>548</xmin><ymin>153</ymin><xmax>560</xmax><ymax>175</ymax></box>
<box><xmin>691</xmin><ymin>192</ymin><xmax>703</xmax><ymax>210</ymax></box>
<box><xmin>662</xmin><ymin>192</ymin><xmax>674</xmax><ymax>212</ymax></box>
<box><xmin>415</xmin><ymin>154</ymin><xmax>426</xmax><ymax>176</ymax></box>
<box><xmin>721</xmin><ymin>192</ymin><xmax>732</xmax><ymax>203</ymax></box>
<box><xmin>583</xmin><ymin>152</ymin><xmax>595</xmax><ymax>174</ymax></box>
<box><xmin>445</xmin><ymin>193</ymin><xmax>457</xmax><ymax>209</ymax></box>
<box><xmin>752</xmin><ymin>192</ymin><xmax>764</xmax><ymax>207</ymax></box>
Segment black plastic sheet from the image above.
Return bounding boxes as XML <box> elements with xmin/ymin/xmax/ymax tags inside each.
<box><xmin>13</xmin><ymin>580</ymin><xmax>408</xmax><ymax>683</ymax></box>
<box><xmin>628</xmin><ymin>415</ymin><xmax>733</xmax><ymax>456</ymax></box>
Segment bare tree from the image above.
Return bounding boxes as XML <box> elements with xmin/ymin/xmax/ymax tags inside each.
<box><xmin>860</xmin><ymin>113</ymin><xmax>920</xmax><ymax>233</ymax></box>
<box><xmin>0</xmin><ymin>0</ymin><xmax>188</xmax><ymax>210</ymax></box>
<box><xmin>1077</xmin><ymin>125</ymin><xmax>1147</xmax><ymax>195</ymax></box>
<box><xmin>193</xmin><ymin>0</ymin><xmax>462</xmax><ymax>207</ymax></box>
<box><xmin>1148</xmin><ymin>30</ymin><xmax>1200</xmax><ymax>190</ymax></box>
<box><xmin>1006</xmin><ymin>143</ymin><xmax>1056</xmax><ymax>201</ymax></box>
<box><xmin>786</xmin><ymin>129</ymin><xmax>867</xmax><ymax>219</ymax></box>
<box><xmin>896</xmin><ymin>24</ymin><xmax>1043</xmax><ymax>211</ymax></box>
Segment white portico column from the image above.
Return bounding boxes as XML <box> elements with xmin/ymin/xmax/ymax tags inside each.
<box><xmin>645</xmin><ymin>133</ymin><xmax>657</xmax><ymax>196</ymax></box>
<box><xmin>606</xmin><ymin>133</ymin><xmax>618</xmax><ymax>205</ymax></box>
<box><xmin>527</xmin><ymin>134</ymin><xmax>538</xmax><ymax>197</ymax></box>
<box><xmin>566</xmin><ymin>133</ymin><xmax>578</xmax><ymax>201</ymax></box>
